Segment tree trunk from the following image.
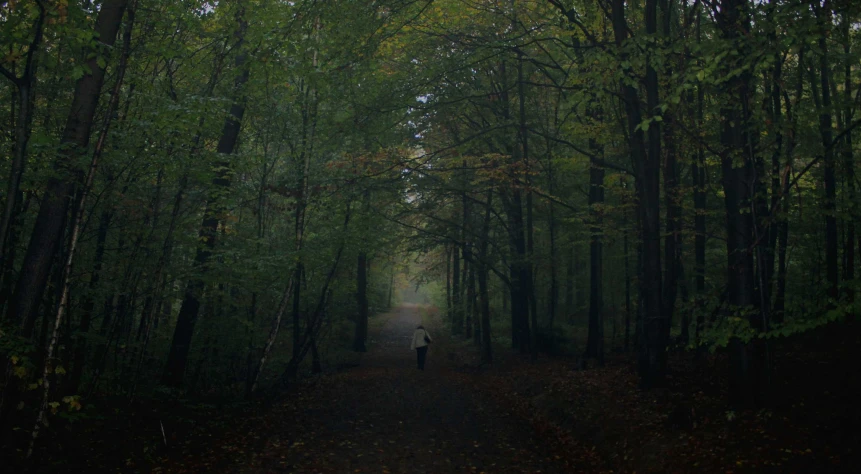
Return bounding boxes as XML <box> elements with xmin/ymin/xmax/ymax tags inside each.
<box><xmin>460</xmin><ymin>244</ymin><xmax>468</xmax><ymax>332</ymax></box>
<box><xmin>816</xmin><ymin>1</ymin><xmax>839</xmax><ymax>304</ymax></box>
<box><xmin>518</xmin><ymin>52</ymin><xmax>538</xmax><ymax>358</ymax></box>
<box><xmin>505</xmin><ymin>192</ymin><xmax>530</xmax><ymax>353</ymax></box>
<box><xmin>461</xmin><ymin>256</ymin><xmax>470</xmax><ymax>336</ymax></box>
<box><xmin>67</xmin><ymin>211</ymin><xmax>111</xmax><ymax>395</ymax></box>
<box><xmin>842</xmin><ymin>12</ymin><xmax>855</xmax><ymax>298</ymax></box>
<box><xmin>452</xmin><ymin>237</ymin><xmax>461</xmax><ymax>334</ymax></box>
<box><xmin>161</xmin><ymin>8</ymin><xmax>248</xmax><ymax>387</ymax></box>
<box><xmin>547</xmin><ymin>155</ymin><xmax>558</xmax><ymax>334</ymax></box>
<box><xmin>585</xmin><ymin>155</ymin><xmax>605</xmax><ymax>365</ymax></box>
<box><xmin>354</xmin><ymin>252</ymin><xmax>368</xmax><ymax>352</ymax></box>
<box><xmin>6</xmin><ymin>0</ymin><xmax>129</xmax><ymax>337</ymax></box>
<box><xmin>282</xmin><ymin>204</ymin><xmax>352</xmax><ymax>383</ymax></box>
<box><xmin>623</xmin><ymin>208</ymin><xmax>632</xmax><ymax>352</ymax></box>
<box><xmin>774</xmin><ymin>48</ymin><xmax>803</xmax><ymax>323</ymax></box>
<box><xmin>446</xmin><ymin>245</ymin><xmax>452</xmax><ymax>321</ymax></box>
<box><xmin>565</xmin><ymin>237</ymin><xmax>574</xmax><ymax>322</ymax></box>
<box><xmin>466</xmin><ymin>255</ymin><xmax>476</xmax><ymax>340</ymax></box>
<box><xmin>461</xmin><ymin>159</ymin><xmax>472</xmax><ymax>339</ymax></box>
<box><xmin>693</xmin><ymin>13</ymin><xmax>707</xmax><ymax>341</ymax></box>
<box><xmin>718</xmin><ymin>0</ymin><xmax>764</xmax><ymax>408</ymax></box>
<box><xmin>248</xmin><ymin>280</ymin><xmax>294</xmax><ymax>397</ymax></box>
<box><xmin>28</xmin><ymin>3</ymin><xmax>134</xmax><ymax>453</ymax></box>
<box><xmin>479</xmin><ymin>189</ymin><xmax>494</xmax><ymax>364</ymax></box>
<box><xmin>310</xmin><ymin>331</ymin><xmax>322</xmax><ymax>374</ymax></box>
<box><xmin>612</xmin><ymin>0</ymin><xmax>665</xmax><ymax>387</ymax></box>
<box><xmin>129</xmin><ymin>175</ymin><xmax>188</xmax><ymax>401</ymax></box>
<box><xmin>0</xmin><ymin>4</ymin><xmax>45</xmax><ymax>287</ymax></box>
<box><xmin>661</xmin><ymin>0</ymin><xmax>679</xmax><ymax>343</ymax></box>
<box><xmin>502</xmin><ymin>278</ymin><xmax>509</xmax><ymax>313</ymax></box>
<box><xmin>292</xmin><ymin>262</ymin><xmax>303</xmax><ymax>359</ymax></box>
<box><xmin>388</xmin><ymin>258</ymin><xmax>395</xmax><ymax>308</ymax></box>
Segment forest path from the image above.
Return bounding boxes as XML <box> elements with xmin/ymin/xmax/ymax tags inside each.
<box><xmin>236</xmin><ymin>304</ymin><xmax>576</xmax><ymax>473</ymax></box>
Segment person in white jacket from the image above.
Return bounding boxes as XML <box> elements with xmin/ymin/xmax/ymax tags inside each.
<box><xmin>410</xmin><ymin>325</ymin><xmax>432</xmax><ymax>370</ymax></box>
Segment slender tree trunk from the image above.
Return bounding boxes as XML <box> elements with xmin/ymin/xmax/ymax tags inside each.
<box><xmin>623</xmin><ymin>207</ymin><xmax>632</xmax><ymax>352</ymax></box>
<box><xmin>466</xmin><ymin>255</ymin><xmax>475</xmax><ymax>340</ymax></box>
<box><xmin>292</xmin><ymin>85</ymin><xmax>318</xmax><ymax>360</ymax></box>
<box><xmin>129</xmin><ymin>176</ymin><xmax>188</xmax><ymax>401</ymax></box>
<box><xmin>547</xmin><ymin>155</ymin><xmax>558</xmax><ymax>334</ymax></box>
<box><xmin>28</xmin><ymin>3</ymin><xmax>134</xmax><ymax>453</ymax></box>
<box><xmin>460</xmin><ymin>245</ymin><xmax>468</xmax><ymax>333</ymax></box>
<box><xmin>310</xmin><ymin>334</ymin><xmax>322</xmax><ymax>374</ymax></box>
<box><xmin>660</xmin><ymin>0</ymin><xmax>679</xmax><ymax>342</ymax></box>
<box><xmin>248</xmin><ymin>280</ymin><xmax>294</xmax><ymax>397</ymax></box>
<box><xmin>472</xmin><ymin>258</ymin><xmax>481</xmax><ymax>346</ymax></box>
<box><xmin>665</xmin><ymin>143</ymin><xmax>683</xmax><ymax>343</ymax></box>
<box><xmin>774</xmin><ymin>48</ymin><xmax>803</xmax><ymax>323</ymax></box>
<box><xmin>354</xmin><ymin>251</ymin><xmax>369</xmax><ymax>352</ymax></box>
<box><xmin>461</xmin><ymin>159</ymin><xmax>472</xmax><ymax>339</ymax></box>
<box><xmin>612</xmin><ymin>0</ymin><xmax>665</xmax><ymax>387</ymax></box>
<box><xmin>282</xmin><ymin>204</ymin><xmax>352</xmax><ymax>383</ymax></box>
<box><xmin>692</xmin><ymin>6</ymin><xmax>707</xmax><ymax>346</ymax></box>
<box><xmin>445</xmin><ymin>244</ymin><xmax>452</xmax><ymax>321</ymax></box>
<box><xmin>479</xmin><ymin>189</ymin><xmax>494</xmax><ymax>364</ymax></box>
<box><xmin>761</xmin><ymin>0</ymin><xmax>782</xmax><ymax>330</ymax></box>
<box><xmin>641</xmin><ymin>0</ymin><xmax>667</xmax><ymax>386</ymax></box>
<box><xmin>842</xmin><ymin>12</ymin><xmax>855</xmax><ymax>297</ymax></box>
<box><xmin>585</xmin><ymin>154</ymin><xmax>605</xmax><ymax>365</ymax></box>
<box><xmin>718</xmin><ymin>0</ymin><xmax>764</xmax><ymax>408</ymax></box>
<box><xmin>575</xmin><ymin>243</ymin><xmax>586</xmax><ymax>315</ymax></box>
<box><xmin>565</xmin><ymin>237</ymin><xmax>574</xmax><ymax>322</ymax></box>
<box><xmin>67</xmin><ymin>211</ymin><xmax>111</xmax><ymax>394</ymax></box>
<box><xmin>518</xmin><ymin>52</ymin><xmax>538</xmax><ymax>357</ymax></box>
<box><xmin>0</xmin><ymin>4</ymin><xmax>45</xmax><ymax>287</ymax></box>
<box><xmin>693</xmin><ymin>128</ymin><xmax>707</xmax><ymax>343</ymax></box>
<box><xmin>819</xmin><ymin>1</ymin><xmax>839</xmax><ymax>304</ymax></box>
<box><xmin>452</xmin><ymin>238</ymin><xmax>461</xmax><ymax>334</ymax></box>
<box><xmin>806</xmin><ymin>1</ymin><xmax>838</xmax><ymax>304</ymax></box>
<box><xmin>161</xmin><ymin>7</ymin><xmax>249</xmax><ymax>387</ymax></box>
<box><xmin>505</xmin><ymin>193</ymin><xmax>529</xmax><ymax>353</ymax></box>
<box><xmin>388</xmin><ymin>258</ymin><xmax>395</xmax><ymax>308</ymax></box>
<box><xmin>502</xmin><ymin>277</ymin><xmax>509</xmax><ymax>313</ymax></box>
<box><xmin>244</xmin><ymin>162</ymin><xmax>270</xmax><ymax>395</ymax></box>
<box><xmin>291</xmin><ymin>261</ymin><xmax>303</xmax><ymax>359</ymax></box>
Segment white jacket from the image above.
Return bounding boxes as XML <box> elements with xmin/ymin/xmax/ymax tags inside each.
<box><xmin>410</xmin><ymin>327</ymin><xmax>432</xmax><ymax>350</ymax></box>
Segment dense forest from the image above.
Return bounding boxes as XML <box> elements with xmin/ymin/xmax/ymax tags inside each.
<box><xmin>1</xmin><ymin>0</ymin><xmax>860</xmax><ymax>471</ymax></box>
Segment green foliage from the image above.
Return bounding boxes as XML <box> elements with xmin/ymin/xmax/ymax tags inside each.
<box><xmin>1</xmin><ymin>0</ymin><xmax>861</xmax><ymax>463</ymax></box>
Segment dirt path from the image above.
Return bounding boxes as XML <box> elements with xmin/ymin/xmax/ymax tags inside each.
<box><xmin>237</xmin><ymin>304</ymin><xmax>575</xmax><ymax>473</ymax></box>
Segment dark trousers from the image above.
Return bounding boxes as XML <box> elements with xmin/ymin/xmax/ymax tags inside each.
<box><xmin>416</xmin><ymin>346</ymin><xmax>428</xmax><ymax>370</ymax></box>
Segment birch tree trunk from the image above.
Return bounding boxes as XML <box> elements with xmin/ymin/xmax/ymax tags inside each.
<box><xmin>28</xmin><ymin>3</ymin><xmax>135</xmax><ymax>455</ymax></box>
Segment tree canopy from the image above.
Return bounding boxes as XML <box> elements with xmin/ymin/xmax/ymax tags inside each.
<box><xmin>1</xmin><ymin>0</ymin><xmax>860</xmax><ymax>465</ymax></box>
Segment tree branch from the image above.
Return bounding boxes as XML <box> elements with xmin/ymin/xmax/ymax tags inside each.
<box><xmin>0</xmin><ymin>65</ymin><xmax>20</xmax><ymax>85</ymax></box>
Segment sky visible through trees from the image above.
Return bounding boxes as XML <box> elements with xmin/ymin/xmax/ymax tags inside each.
<box><xmin>1</xmin><ymin>0</ymin><xmax>860</xmax><ymax>471</ymax></box>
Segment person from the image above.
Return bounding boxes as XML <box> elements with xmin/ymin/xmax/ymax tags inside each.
<box><xmin>410</xmin><ymin>325</ymin><xmax>432</xmax><ymax>370</ymax></box>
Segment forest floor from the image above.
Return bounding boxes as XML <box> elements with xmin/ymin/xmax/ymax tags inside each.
<box><xmin>157</xmin><ymin>303</ymin><xmax>599</xmax><ymax>473</ymax></box>
<box><xmin>152</xmin><ymin>304</ymin><xmax>859</xmax><ymax>474</ymax></box>
<box><xmin>13</xmin><ymin>304</ymin><xmax>858</xmax><ymax>472</ymax></box>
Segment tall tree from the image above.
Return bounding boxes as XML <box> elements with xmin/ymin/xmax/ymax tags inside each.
<box><xmin>5</xmin><ymin>0</ymin><xmax>130</xmax><ymax>337</ymax></box>
<box><xmin>162</xmin><ymin>5</ymin><xmax>250</xmax><ymax>387</ymax></box>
